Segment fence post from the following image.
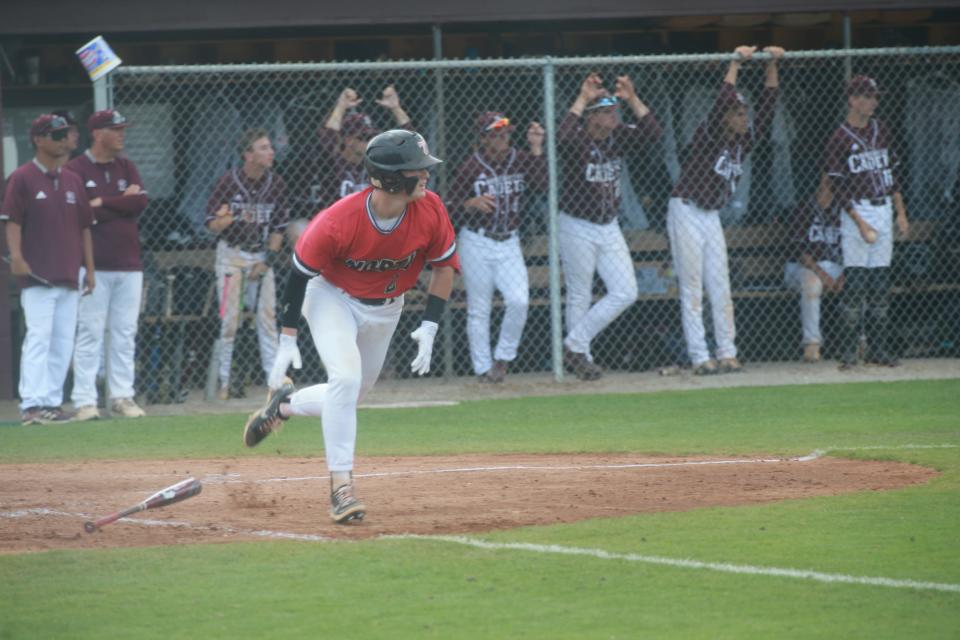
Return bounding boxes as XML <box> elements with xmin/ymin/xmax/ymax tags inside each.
<box><xmin>432</xmin><ymin>24</ymin><xmax>455</xmax><ymax>381</ymax></box>
<box><xmin>542</xmin><ymin>58</ymin><xmax>564</xmax><ymax>382</ymax></box>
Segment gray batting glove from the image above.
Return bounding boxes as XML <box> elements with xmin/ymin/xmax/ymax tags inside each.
<box><xmin>269</xmin><ymin>333</ymin><xmax>302</xmax><ymax>389</ymax></box>
<box><xmin>409</xmin><ymin>320</ymin><xmax>439</xmax><ymax>376</ymax></box>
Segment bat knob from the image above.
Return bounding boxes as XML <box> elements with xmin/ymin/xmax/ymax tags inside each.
<box><xmin>84</xmin><ymin>521</ymin><xmax>96</xmax><ymax>534</ymax></box>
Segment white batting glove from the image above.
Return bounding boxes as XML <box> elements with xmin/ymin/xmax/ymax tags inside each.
<box><xmin>269</xmin><ymin>334</ymin><xmax>302</xmax><ymax>389</ymax></box>
<box><xmin>409</xmin><ymin>321</ymin><xmax>439</xmax><ymax>376</ymax></box>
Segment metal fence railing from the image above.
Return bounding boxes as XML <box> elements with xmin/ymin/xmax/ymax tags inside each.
<box><xmin>92</xmin><ymin>46</ymin><xmax>959</xmax><ymax>400</ymax></box>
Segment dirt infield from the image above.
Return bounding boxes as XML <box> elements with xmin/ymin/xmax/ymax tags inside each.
<box><xmin>0</xmin><ymin>453</ymin><xmax>937</xmax><ymax>554</ymax></box>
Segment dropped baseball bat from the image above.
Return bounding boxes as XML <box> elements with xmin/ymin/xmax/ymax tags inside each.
<box><xmin>83</xmin><ymin>477</ymin><xmax>202</xmax><ymax>533</ymax></box>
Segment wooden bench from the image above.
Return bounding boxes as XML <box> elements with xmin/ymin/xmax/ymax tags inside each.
<box><xmin>140</xmin><ymin>219</ymin><xmax>958</xmax><ymax>318</ymax></box>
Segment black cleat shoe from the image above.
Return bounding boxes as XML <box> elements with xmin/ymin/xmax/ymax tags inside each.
<box><xmin>330</xmin><ymin>482</ymin><xmax>366</xmax><ymax>524</ymax></box>
<box><xmin>242</xmin><ymin>378</ymin><xmax>294</xmax><ymax>448</ymax></box>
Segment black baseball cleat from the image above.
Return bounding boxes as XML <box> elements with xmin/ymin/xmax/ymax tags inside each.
<box><xmin>330</xmin><ymin>482</ymin><xmax>366</xmax><ymax>524</ymax></box>
<box><xmin>242</xmin><ymin>377</ymin><xmax>294</xmax><ymax>448</ymax></box>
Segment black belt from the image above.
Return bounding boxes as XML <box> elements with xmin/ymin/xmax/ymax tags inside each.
<box><xmin>353</xmin><ymin>295</ymin><xmax>399</xmax><ymax>306</ymax></box>
<box><xmin>861</xmin><ymin>197</ymin><xmax>891</xmax><ymax>206</ymax></box>
<box><xmin>469</xmin><ymin>228</ymin><xmax>515</xmax><ymax>242</ymax></box>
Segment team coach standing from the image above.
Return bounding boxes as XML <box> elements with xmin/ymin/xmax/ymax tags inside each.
<box><xmin>2</xmin><ymin>114</ymin><xmax>95</xmax><ymax>425</ymax></box>
<box><xmin>68</xmin><ymin>109</ymin><xmax>149</xmax><ymax>420</ymax></box>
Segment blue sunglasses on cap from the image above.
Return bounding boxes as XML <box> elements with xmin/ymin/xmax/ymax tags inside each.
<box><xmin>585</xmin><ymin>96</ymin><xmax>619</xmax><ymax>111</ymax></box>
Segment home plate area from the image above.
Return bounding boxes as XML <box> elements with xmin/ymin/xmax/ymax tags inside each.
<box><xmin>0</xmin><ymin>453</ymin><xmax>936</xmax><ymax>554</ymax></box>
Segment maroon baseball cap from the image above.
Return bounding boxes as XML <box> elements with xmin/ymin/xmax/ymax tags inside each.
<box><xmin>30</xmin><ymin>114</ymin><xmax>71</xmax><ymax>137</ymax></box>
<box><xmin>847</xmin><ymin>74</ymin><xmax>880</xmax><ymax>97</ymax></box>
<box><xmin>477</xmin><ymin>111</ymin><xmax>514</xmax><ymax>134</ymax></box>
<box><xmin>341</xmin><ymin>113</ymin><xmax>379</xmax><ymax>139</ymax></box>
<box><xmin>87</xmin><ymin>109</ymin><xmax>129</xmax><ymax>132</ymax></box>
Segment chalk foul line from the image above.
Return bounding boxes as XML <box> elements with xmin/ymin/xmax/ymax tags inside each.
<box><xmin>384</xmin><ymin>533</ymin><xmax>960</xmax><ymax>594</ymax></box>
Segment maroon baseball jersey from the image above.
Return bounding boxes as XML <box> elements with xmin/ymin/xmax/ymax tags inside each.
<box><xmin>206</xmin><ymin>169</ymin><xmax>290</xmax><ymax>251</ymax></box>
<box><xmin>558</xmin><ymin>111</ymin><xmax>662</xmax><ymax>224</ymax></box>
<box><xmin>65</xmin><ymin>151</ymin><xmax>148</xmax><ymax>271</ymax></box>
<box><xmin>1</xmin><ymin>160</ymin><xmax>93</xmax><ymax>289</ymax></box>
<box><xmin>448</xmin><ymin>148</ymin><xmax>547</xmax><ymax>233</ymax></box>
<box><xmin>293</xmin><ymin>187</ymin><xmax>460</xmax><ymax>299</ymax></box>
<box><xmin>823</xmin><ymin>118</ymin><xmax>900</xmax><ymax>206</ymax></box>
<box><xmin>791</xmin><ymin>200</ymin><xmax>842</xmax><ymax>264</ymax></box>
<box><xmin>672</xmin><ymin>82</ymin><xmax>778</xmax><ymax>211</ymax></box>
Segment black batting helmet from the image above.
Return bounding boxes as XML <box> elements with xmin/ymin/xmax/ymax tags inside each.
<box><xmin>365</xmin><ymin>129</ymin><xmax>442</xmax><ymax>195</ymax></box>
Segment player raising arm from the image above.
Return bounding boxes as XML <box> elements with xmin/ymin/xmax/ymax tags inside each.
<box><xmin>240</xmin><ymin>129</ymin><xmax>459</xmax><ymax>524</ymax></box>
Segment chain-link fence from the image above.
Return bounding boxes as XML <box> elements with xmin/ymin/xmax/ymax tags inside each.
<box><xmin>98</xmin><ymin>46</ymin><xmax>960</xmax><ymax>401</ymax></box>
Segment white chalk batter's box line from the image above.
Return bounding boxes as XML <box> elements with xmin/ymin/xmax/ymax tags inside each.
<box><xmin>202</xmin><ymin>443</ymin><xmax>959</xmax><ymax>485</ymax></box>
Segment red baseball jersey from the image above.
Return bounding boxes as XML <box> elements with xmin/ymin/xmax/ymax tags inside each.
<box><xmin>823</xmin><ymin>118</ymin><xmax>900</xmax><ymax>206</ymax></box>
<box><xmin>206</xmin><ymin>169</ymin><xmax>290</xmax><ymax>252</ymax></box>
<box><xmin>293</xmin><ymin>187</ymin><xmax>460</xmax><ymax>299</ymax></box>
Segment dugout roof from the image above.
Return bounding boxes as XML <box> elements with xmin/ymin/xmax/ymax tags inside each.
<box><xmin>1</xmin><ymin>0</ymin><xmax>956</xmax><ymax>34</ymax></box>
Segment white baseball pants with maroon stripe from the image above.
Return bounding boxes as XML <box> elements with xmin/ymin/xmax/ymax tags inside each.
<box><xmin>558</xmin><ymin>213</ymin><xmax>638</xmax><ymax>358</ymax></box>
<box><xmin>286</xmin><ymin>277</ymin><xmax>403</xmax><ymax>472</ymax></box>
<box><xmin>459</xmin><ymin>229</ymin><xmax>529</xmax><ymax>376</ymax></box>
<box><xmin>72</xmin><ymin>269</ymin><xmax>143</xmax><ymax>406</ymax></box>
<box><xmin>667</xmin><ymin>197</ymin><xmax>737</xmax><ymax>366</ymax></box>
<box><xmin>19</xmin><ymin>286</ymin><xmax>79</xmax><ymax>410</ymax></box>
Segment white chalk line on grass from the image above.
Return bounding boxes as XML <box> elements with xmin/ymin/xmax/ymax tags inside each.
<box><xmin>201</xmin><ymin>443</ymin><xmax>957</xmax><ymax>485</ymax></box>
<box><xmin>206</xmin><ymin>455</ymin><xmax>801</xmax><ymax>485</ymax></box>
<box><xmin>0</xmin><ymin>507</ymin><xmax>330</xmax><ymax>542</ymax></box>
<box><xmin>385</xmin><ymin>533</ymin><xmax>960</xmax><ymax>594</ymax></box>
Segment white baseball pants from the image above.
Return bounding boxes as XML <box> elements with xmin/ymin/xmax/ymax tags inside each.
<box><xmin>287</xmin><ymin>277</ymin><xmax>403</xmax><ymax>472</ymax></box>
<box><xmin>72</xmin><ymin>270</ymin><xmax>144</xmax><ymax>406</ymax></box>
<box><xmin>459</xmin><ymin>229</ymin><xmax>529</xmax><ymax>375</ymax></box>
<box><xmin>215</xmin><ymin>242</ymin><xmax>278</xmax><ymax>387</ymax></box>
<box><xmin>19</xmin><ymin>286</ymin><xmax>79</xmax><ymax>410</ymax></box>
<box><xmin>667</xmin><ymin>197</ymin><xmax>737</xmax><ymax>366</ymax></box>
<box><xmin>558</xmin><ymin>213</ymin><xmax>638</xmax><ymax>357</ymax></box>
<box><xmin>783</xmin><ymin>260</ymin><xmax>843</xmax><ymax>346</ymax></box>
<box><xmin>842</xmin><ymin>200</ymin><xmax>893</xmax><ymax>268</ymax></box>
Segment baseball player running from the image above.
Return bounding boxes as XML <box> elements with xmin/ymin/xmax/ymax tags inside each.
<box><xmin>558</xmin><ymin>73</ymin><xmax>662</xmax><ymax>380</ymax></box>
<box><xmin>823</xmin><ymin>74</ymin><xmax>909</xmax><ymax>369</ymax></box>
<box><xmin>207</xmin><ymin>129</ymin><xmax>290</xmax><ymax>399</ymax></box>
<box><xmin>449</xmin><ymin>111</ymin><xmax>546</xmax><ymax>382</ymax></box>
<box><xmin>783</xmin><ymin>175</ymin><xmax>844</xmax><ymax>363</ymax></box>
<box><xmin>242</xmin><ymin>129</ymin><xmax>459</xmax><ymax>524</ymax></box>
<box><xmin>667</xmin><ymin>45</ymin><xmax>783</xmax><ymax>375</ymax></box>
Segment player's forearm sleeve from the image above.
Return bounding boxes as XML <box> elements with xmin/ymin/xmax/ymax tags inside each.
<box><xmin>280</xmin><ymin>267</ymin><xmax>310</xmax><ymax>329</ymax></box>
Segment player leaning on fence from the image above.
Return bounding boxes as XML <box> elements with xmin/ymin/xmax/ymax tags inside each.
<box><xmin>823</xmin><ymin>75</ymin><xmax>910</xmax><ymax>370</ymax></box>
<box><xmin>206</xmin><ymin>129</ymin><xmax>290</xmax><ymax>400</ymax></box>
<box><xmin>2</xmin><ymin>114</ymin><xmax>95</xmax><ymax>425</ymax></box>
<box><xmin>449</xmin><ymin>111</ymin><xmax>546</xmax><ymax>383</ymax></box>
<box><xmin>667</xmin><ymin>45</ymin><xmax>784</xmax><ymax>376</ymax></box>
<box><xmin>558</xmin><ymin>72</ymin><xmax>662</xmax><ymax>381</ymax></box>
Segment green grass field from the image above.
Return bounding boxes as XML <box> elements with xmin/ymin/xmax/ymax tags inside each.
<box><xmin>1</xmin><ymin>379</ymin><xmax>958</xmax><ymax>639</ymax></box>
